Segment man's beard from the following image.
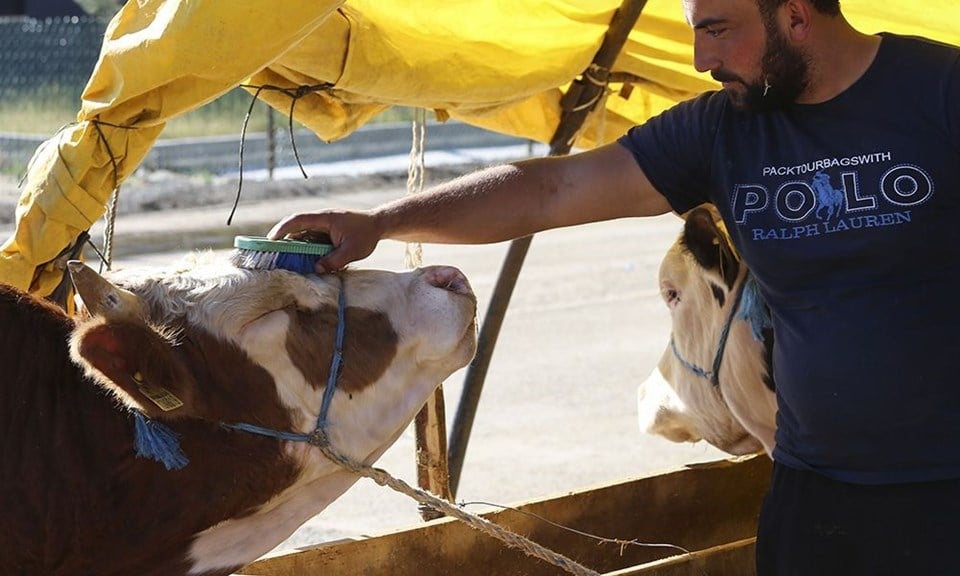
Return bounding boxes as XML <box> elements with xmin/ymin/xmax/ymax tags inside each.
<box><xmin>716</xmin><ymin>24</ymin><xmax>810</xmax><ymax>112</ymax></box>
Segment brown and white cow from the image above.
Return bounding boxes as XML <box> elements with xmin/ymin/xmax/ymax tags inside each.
<box><xmin>637</xmin><ymin>205</ymin><xmax>777</xmax><ymax>456</ymax></box>
<box><xmin>0</xmin><ymin>254</ymin><xmax>477</xmax><ymax>575</ymax></box>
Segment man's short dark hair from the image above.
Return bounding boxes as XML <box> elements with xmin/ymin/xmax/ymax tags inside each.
<box><xmin>757</xmin><ymin>0</ymin><xmax>841</xmax><ymax>18</ymax></box>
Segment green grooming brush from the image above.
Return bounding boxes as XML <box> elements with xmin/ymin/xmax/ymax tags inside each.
<box><xmin>230</xmin><ymin>235</ymin><xmax>334</xmax><ymax>274</ymax></box>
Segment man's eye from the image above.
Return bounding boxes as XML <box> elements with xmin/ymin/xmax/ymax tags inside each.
<box><xmin>706</xmin><ymin>28</ymin><xmax>726</xmax><ymax>38</ymax></box>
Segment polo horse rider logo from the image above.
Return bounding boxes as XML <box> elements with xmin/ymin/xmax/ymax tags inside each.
<box><xmin>812</xmin><ymin>170</ymin><xmax>845</xmax><ymax>221</ymax></box>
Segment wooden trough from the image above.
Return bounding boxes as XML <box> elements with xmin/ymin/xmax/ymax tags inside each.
<box><xmin>240</xmin><ymin>455</ymin><xmax>771</xmax><ymax>576</ymax></box>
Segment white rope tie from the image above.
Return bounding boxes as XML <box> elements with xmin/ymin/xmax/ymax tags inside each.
<box><xmin>317</xmin><ymin>441</ymin><xmax>601</xmax><ymax>576</ymax></box>
<box><xmin>404</xmin><ymin>108</ymin><xmax>426</xmax><ymax>269</ymax></box>
<box><xmin>103</xmin><ymin>187</ymin><xmax>119</xmax><ymax>270</ymax></box>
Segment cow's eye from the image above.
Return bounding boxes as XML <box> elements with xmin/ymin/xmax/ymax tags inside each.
<box><xmin>662</xmin><ymin>287</ymin><xmax>680</xmax><ymax>308</ymax></box>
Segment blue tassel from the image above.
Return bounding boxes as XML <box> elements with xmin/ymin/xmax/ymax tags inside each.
<box><xmin>133</xmin><ymin>412</ymin><xmax>189</xmax><ymax>470</ymax></box>
<box><xmin>737</xmin><ymin>275</ymin><xmax>772</xmax><ymax>343</ymax></box>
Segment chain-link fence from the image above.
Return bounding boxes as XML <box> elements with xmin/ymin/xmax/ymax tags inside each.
<box><xmin>0</xmin><ymin>14</ymin><xmax>270</xmax><ymax>139</ymax></box>
<box><xmin>0</xmin><ymin>15</ymin><xmax>526</xmax><ymax>177</ymax></box>
<box><xmin>0</xmin><ymin>15</ymin><xmax>105</xmax><ymax>101</ymax></box>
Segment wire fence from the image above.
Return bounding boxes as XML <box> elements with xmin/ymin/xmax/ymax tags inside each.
<box><xmin>0</xmin><ymin>14</ymin><xmax>270</xmax><ymax>138</ymax></box>
<box><xmin>0</xmin><ymin>15</ymin><xmax>105</xmax><ymax>101</ymax></box>
<box><xmin>0</xmin><ymin>15</ymin><xmax>528</xmax><ymax>178</ymax></box>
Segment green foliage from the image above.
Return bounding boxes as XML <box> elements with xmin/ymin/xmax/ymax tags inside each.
<box><xmin>2</xmin><ymin>86</ymin><xmax>421</xmax><ymax>139</ymax></box>
<box><xmin>162</xmin><ymin>88</ymin><xmax>271</xmax><ymax>139</ymax></box>
<box><xmin>0</xmin><ymin>158</ymin><xmax>28</xmax><ymax>178</ymax></box>
<box><xmin>0</xmin><ymin>89</ymin><xmax>78</xmax><ymax>134</ymax></box>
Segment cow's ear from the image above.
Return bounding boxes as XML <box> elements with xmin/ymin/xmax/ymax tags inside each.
<box><xmin>682</xmin><ymin>206</ymin><xmax>740</xmax><ymax>290</ymax></box>
<box><xmin>70</xmin><ymin>318</ymin><xmax>199</xmax><ymax>421</ymax></box>
<box><xmin>68</xmin><ymin>261</ymin><xmax>148</xmax><ymax>322</ymax></box>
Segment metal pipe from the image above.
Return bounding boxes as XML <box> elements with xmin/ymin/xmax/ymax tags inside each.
<box><xmin>448</xmin><ymin>0</ymin><xmax>651</xmax><ymax>497</ymax></box>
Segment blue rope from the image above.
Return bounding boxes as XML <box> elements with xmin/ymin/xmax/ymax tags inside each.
<box><xmin>669</xmin><ymin>271</ymin><xmax>766</xmax><ymax>388</ymax></box>
<box><xmin>706</xmin><ymin>274</ymin><xmax>750</xmax><ymax>387</ymax></box>
<box><xmin>220</xmin><ymin>422</ymin><xmax>314</xmax><ymax>443</ymax></box>
<box><xmin>133</xmin><ymin>411</ymin><xmax>189</xmax><ymax>470</ymax></box>
<box><xmin>736</xmin><ymin>275</ymin><xmax>772</xmax><ymax>343</ymax></box>
<box><xmin>318</xmin><ymin>286</ymin><xmax>346</xmax><ymax>429</ymax></box>
<box><xmin>669</xmin><ymin>337</ymin><xmax>714</xmax><ymax>380</ymax></box>
<box><xmin>131</xmin><ymin>276</ymin><xmax>346</xmax><ymax>469</ymax></box>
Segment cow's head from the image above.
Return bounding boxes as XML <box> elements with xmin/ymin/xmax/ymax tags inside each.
<box><xmin>68</xmin><ymin>257</ymin><xmax>476</xmax><ymax>431</ymax></box>
<box><xmin>638</xmin><ymin>205</ymin><xmax>777</xmax><ymax>456</ymax></box>
<box><xmin>65</xmin><ymin>254</ymin><xmax>477</xmax><ymax>570</ymax></box>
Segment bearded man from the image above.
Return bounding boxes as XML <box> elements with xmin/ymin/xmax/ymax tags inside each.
<box><xmin>270</xmin><ymin>1</ymin><xmax>960</xmax><ymax>573</ymax></box>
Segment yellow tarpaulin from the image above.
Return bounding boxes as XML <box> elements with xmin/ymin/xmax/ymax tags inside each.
<box><xmin>3</xmin><ymin>0</ymin><xmax>959</xmax><ymax>295</ymax></box>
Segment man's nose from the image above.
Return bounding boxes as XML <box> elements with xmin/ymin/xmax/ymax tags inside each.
<box><xmin>692</xmin><ymin>37</ymin><xmax>720</xmax><ymax>73</ymax></box>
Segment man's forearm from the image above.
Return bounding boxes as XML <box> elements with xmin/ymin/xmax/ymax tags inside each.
<box><xmin>372</xmin><ymin>161</ymin><xmax>557</xmax><ymax>244</ymax></box>
<box><xmin>266</xmin><ymin>143</ymin><xmax>670</xmax><ymax>272</ymax></box>
<box><xmin>372</xmin><ymin>144</ymin><xmax>670</xmax><ymax>245</ymax></box>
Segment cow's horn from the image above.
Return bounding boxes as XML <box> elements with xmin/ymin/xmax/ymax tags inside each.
<box><xmin>67</xmin><ymin>260</ymin><xmax>147</xmax><ymax>320</ymax></box>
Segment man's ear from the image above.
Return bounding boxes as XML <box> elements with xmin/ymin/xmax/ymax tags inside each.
<box><xmin>682</xmin><ymin>206</ymin><xmax>740</xmax><ymax>290</ymax></box>
<box><xmin>782</xmin><ymin>0</ymin><xmax>813</xmax><ymax>42</ymax></box>
<box><xmin>70</xmin><ymin>318</ymin><xmax>199</xmax><ymax>421</ymax></box>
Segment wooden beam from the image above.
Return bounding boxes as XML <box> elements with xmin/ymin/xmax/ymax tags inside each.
<box><xmin>606</xmin><ymin>539</ymin><xmax>757</xmax><ymax>576</ymax></box>
<box><xmin>414</xmin><ymin>385</ymin><xmax>453</xmax><ymax>520</ymax></box>
<box><xmin>240</xmin><ymin>456</ymin><xmax>770</xmax><ymax>576</ymax></box>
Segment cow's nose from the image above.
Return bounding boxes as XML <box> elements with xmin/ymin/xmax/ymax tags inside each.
<box><xmin>422</xmin><ymin>266</ymin><xmax>472</xmax><ymax>295</ymax></box>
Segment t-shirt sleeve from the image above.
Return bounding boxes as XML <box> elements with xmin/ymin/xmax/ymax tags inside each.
<box><xmin>616</xmin><ymin>91</ymin><xmax>724</xmax><ymax>215</ymax></box>
<box><xmin>947</xmin><ymin>51</ymin><xmax>960</xmax><ymax>154</ymax></box>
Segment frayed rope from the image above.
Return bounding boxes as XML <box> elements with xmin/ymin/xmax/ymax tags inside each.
<box><xmin>737</xmin><ymin>274</ymin><xmax>772</xmax><ymax>343</ymax></box>
<box><xmin>133</xmin><ymin>411</ymin><xmax>189</xmax><ymax>470</ymax></box>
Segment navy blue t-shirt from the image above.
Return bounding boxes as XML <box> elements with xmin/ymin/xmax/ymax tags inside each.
<box><xmin>619</xmin><ymin>34</ymin><xmax>960</xmax><ymax>484</ymax></box>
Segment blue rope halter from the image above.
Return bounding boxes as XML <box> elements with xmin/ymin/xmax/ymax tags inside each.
<box><xmin>223</xmin><ymin>276</ymin><xmax>347</xmax><ymax>446</ymax></box>
<box><xmin>669</xmin><ymin>272</ymin><xmax>767</xmax><ymax>389</ymax></box>
<box><xmin>129</xmin><ymin>276</ymin><xmax>347</xmax><ymax>470</ymax></box>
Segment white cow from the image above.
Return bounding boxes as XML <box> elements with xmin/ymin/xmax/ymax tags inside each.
<box><xmin>638</xmin><ymin>205</ymin><xmax>777</xmax><ymax>456</ymax></box>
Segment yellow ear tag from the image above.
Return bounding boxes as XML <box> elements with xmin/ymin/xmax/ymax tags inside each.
<box><xmin>132</xmin><ymin>371</ymin><xmax>184</xmax><ymax>412</ymax></box>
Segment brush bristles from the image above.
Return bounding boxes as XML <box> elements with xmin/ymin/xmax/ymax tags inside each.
<box><xmin>230</xmin><ymin>248</ymin><xmax>281</xmax><ymax>270</ymax></box>
<box><xmin>230</xmin><ymin>248</ymin><xmax>320</xmax><ymax>274</ymax></box>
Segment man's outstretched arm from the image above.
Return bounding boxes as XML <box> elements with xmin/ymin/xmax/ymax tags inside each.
<box><xmin>268</xmin><ymin>142</ymin><xmax>672</xmax><ymax>272</ymax></box>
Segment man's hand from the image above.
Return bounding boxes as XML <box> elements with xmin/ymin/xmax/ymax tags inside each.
<box><xmin>268</xmin><ymin>210</ymin><xmax>380</xmax><ymax>273</ymax></box>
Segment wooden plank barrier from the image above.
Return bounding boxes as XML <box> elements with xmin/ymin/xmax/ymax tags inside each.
<box><xmin>240</xmin><ymin>455</ymin><xmax>771</xmax><ymax>576</ymax></box>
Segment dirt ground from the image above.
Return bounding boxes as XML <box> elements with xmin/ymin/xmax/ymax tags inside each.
<box><xmin>0</xmin><ymin>160</ymin><xmax>731</xmax><ymax>560</ymax></box>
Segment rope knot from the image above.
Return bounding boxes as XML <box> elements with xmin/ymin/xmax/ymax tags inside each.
<box><xmin>584</xmin><ymin>63</ymin><xmax>610</xmax><ymax>86</ymax></box>
<box><xmin>308</xmin><ymin>428</ymin><xmax>329</xmax><ymax>447</ymax></box>
<box><xmin>293</xmin><ymin>84</ymin><xmax>315</xmax><ymax>99</ymax></box>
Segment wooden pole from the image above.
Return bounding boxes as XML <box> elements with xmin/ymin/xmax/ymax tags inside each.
<box><xmin>403</xmin><ymin>111</ymin><xmax>455</xmax><ymax>521</ymax></box>
<box><xmin>414</xmin><ymin>393</ymin><xmax>453</xmax><ymax>520</ymax></box>
<box><xmin>447</xmin><ymin>0</ymin><xmax>650</xmax><ymax>498</ymax></box>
